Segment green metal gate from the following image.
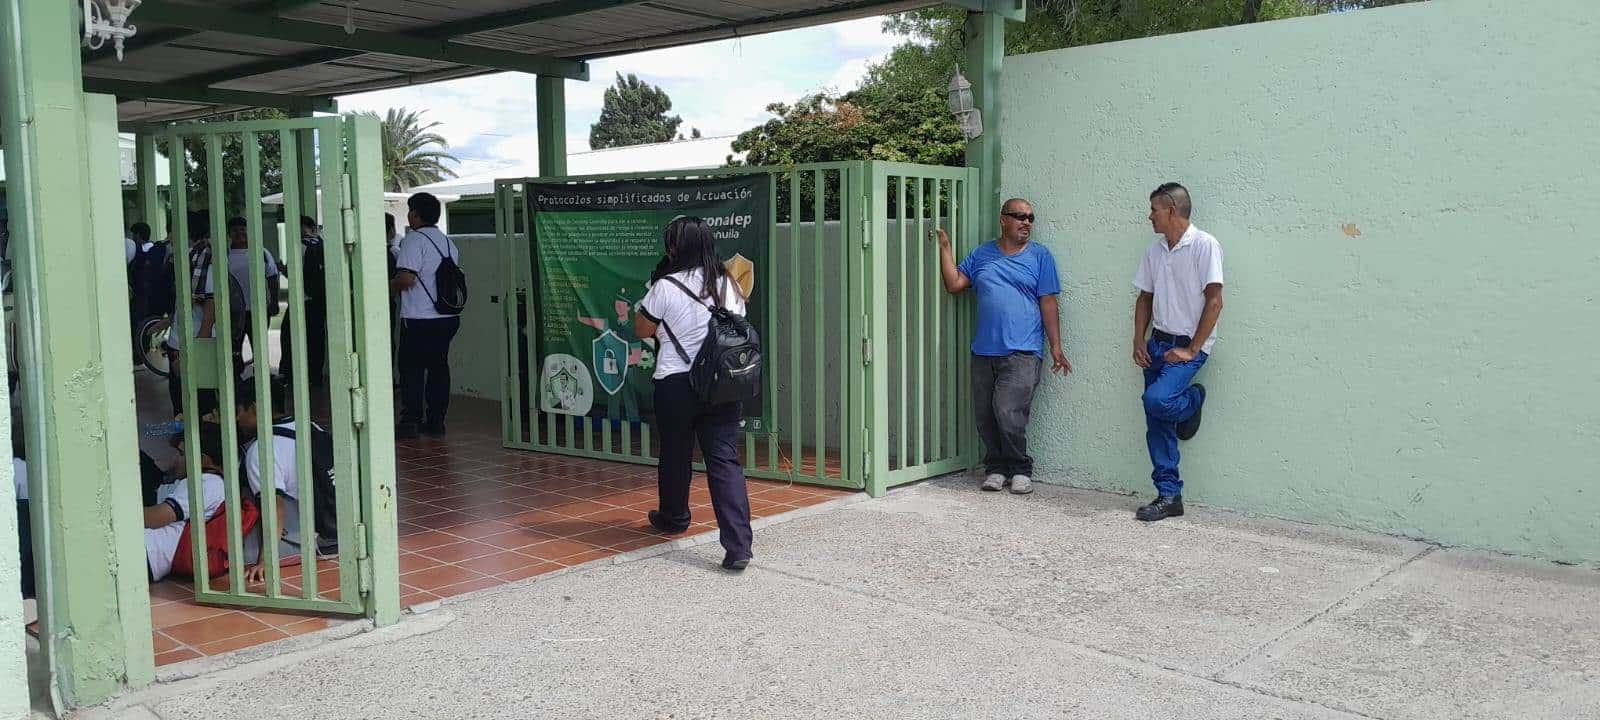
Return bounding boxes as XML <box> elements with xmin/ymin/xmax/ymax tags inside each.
<box><xmin>139</xmin><ymin>114</ymin><xmax>399</xmax><ymax>621</ymax></box>
<box><xmin>496</xmin><ymin>161</ymin><xmax>982</xmax><ymax>497</ymax></box>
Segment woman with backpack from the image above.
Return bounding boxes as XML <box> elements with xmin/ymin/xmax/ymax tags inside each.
<box><xmin>631</xmin><ymin>216</ymin><xmax>755</xmax><ymax>571</ymax></box>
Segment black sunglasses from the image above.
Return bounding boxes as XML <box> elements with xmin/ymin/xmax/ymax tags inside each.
<box><xmin>1002</xmin><ymin>212</ymin><xmax>1035</xmax><ymax>223</ymax></box>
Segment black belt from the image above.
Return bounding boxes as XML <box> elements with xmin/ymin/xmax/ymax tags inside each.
<box><xmin>1151</xmin><ymin>329</ymin><xmax>1192</xmax><ymax>346</ymax></box>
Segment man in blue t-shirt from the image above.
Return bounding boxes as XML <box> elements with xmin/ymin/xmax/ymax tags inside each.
<box><xmin>937</xmin><ymin>198</ymin><xmax>1072</xmax><ymax>495</ymax></box>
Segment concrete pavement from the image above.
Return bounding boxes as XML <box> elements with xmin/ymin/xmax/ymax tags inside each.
<box><xmin>84</xmin><ymin>477</ymin><xmax>1600</xmax><ymax>720</ymax></box>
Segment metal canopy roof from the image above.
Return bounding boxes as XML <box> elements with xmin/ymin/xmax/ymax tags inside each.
<box><xmin>85</xmin><ymin>0</ymin><xmax>944</xmax><ymax>124</ymax></box>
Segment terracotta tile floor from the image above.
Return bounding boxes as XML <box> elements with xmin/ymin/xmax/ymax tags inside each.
<box><xmin>148</xmin><ymin>404</ymin><xmax>859</xmax><ymax>666</ymax></box>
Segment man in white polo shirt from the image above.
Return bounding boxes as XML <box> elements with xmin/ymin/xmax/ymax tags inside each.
<box><xmin>390</xmin><ymin>192</ymin><xmax>462</xmax><ymax>438</ymax></box>
<box><xmin>1131</xmin><ymin>182</ymin><xmax>1224</xmax><ymax>522</ymax></box>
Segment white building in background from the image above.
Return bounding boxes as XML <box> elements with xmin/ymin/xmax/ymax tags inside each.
<box><xmin>411</xmin><ymin>134</ymin><xmax>743</xmax><ymax>199</ymax></box>
<box><xmin>1</xmin><ymin>135</ymin><xmax>171</xmax><ymax>187</ymax></box>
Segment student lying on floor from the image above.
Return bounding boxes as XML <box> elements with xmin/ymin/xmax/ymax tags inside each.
<box><xmin>15</xmin><ymin>422</ymin><xmax>231</xmax><ymax>594</ymax></box>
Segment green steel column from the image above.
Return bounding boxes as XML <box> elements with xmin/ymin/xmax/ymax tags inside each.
<box><xmin>86</xmin><ymin>94</ymin><xmax>157</xmax><ymax>690</ymax></box>
<box><xmin>0</xmin><ymin>84</ymin><xmax>22</xmax><ymax>718</ymax></box>
<box><xmin>344</xmin><ymin>113</ymin><xmax>402</xmax><ymax>626</ymax></box>
<box><xmin>0</xmin><ymin>10</ymin><xmax>27</xmax><ymax>706</ymax></box>
<box><xmin>136</xmin><ymin>134</ymin><xmax>166</xmax><ymax>240</ymax></box>
<box><xmin>0</xmin><ymin>0</ymin><xmax>155</xmax><ymax>706</ymax></box>
<box><xmin>536</xmin><ymin>75</ymin><xmax>567</xmax><ymax>177</ymax></box>
<box><xmin>963</xmin><ymin>7</ymin><xmax>1004</xmax><ymax>234</ymax></box>
<box><xmin>296</xmin><ymin>111</ymin><xmax>319</xmax><ymax>218</ymax></box>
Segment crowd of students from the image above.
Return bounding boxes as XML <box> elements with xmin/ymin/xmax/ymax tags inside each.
<box><xmin>10</xmin><ymin>191</ymin><xmax>801</xmax><ymax>607</ymax></box>
<box><xmin>9</xmin><ymin>194</ymin><xmax>466</xmax><ymax>605</ymax></box>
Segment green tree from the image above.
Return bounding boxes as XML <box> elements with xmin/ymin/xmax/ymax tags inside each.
<box><xmin>361</xmin><ymin>108</ymin><xmax>458</xmax><ymax>192</ymax></box>
<box><xmin>732</xmin><ymin>0</ymin><xmax>1425</xmax><ymax>169</ymax></box>
<box><xmin>589</xmin><ymin>73</ymin><xmax>683</xmax><ymax>149</ymax></box>
<box><xmin>181</xmin><ymin>108</ymin><xmax>287</xmax><ymax>212</ymax></box>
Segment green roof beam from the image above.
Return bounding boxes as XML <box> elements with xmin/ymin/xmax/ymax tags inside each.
<box><xmin>942</xmin><ymin>0</ymin><xmax>1025</xmax><ymax>21</ymax></box>
<box><xmin>84</xmin><ymin>0</ymin><xmax>329</xmax><ymax>62</ymax></box>
<box><xmin>83</xmin><ymin>78</ymin><xmax>337</xmax><ymax>113</ymax></box>
<box><xmin>132</xmin><ymin>1</ymin><xmax>591</xmax><ymax>80</ymax></box>
<box><xmin>169</xmin><ymin>0</ymin><xmax>648</xmax><ymax>88</ymax></box>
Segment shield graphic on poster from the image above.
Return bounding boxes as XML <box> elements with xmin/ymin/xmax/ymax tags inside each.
<box><xmin>724</xmin><ymin>253</ymin><xmax>755</xmax><ymax>299</ymax></box>
<box><xmin>591</xmin><ymin>329</ymin><xmax>629</xmax><ymax>396</ymax></box>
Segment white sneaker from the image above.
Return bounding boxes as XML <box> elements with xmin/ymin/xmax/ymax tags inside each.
<box><xmin>980</xmin><ymin>473</ymin><xmax>1006</xmax><ymax>491</ymax></box>
<box><xmin>1009</xmin><ymin>475</ymin><xmax>1033</xmax><ymax>494</ymax></box>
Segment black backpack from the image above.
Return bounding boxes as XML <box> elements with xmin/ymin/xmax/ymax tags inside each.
<box><xmin>269</xmin><ymin>423</ymin><xmax>340</xmax><ymax>550</ymax></box>
<box><xmin>301</xmin><ymin>238</ymin><xmax>327</xmax><ymax>303</ymax></box>
<box><xmin>416</xmin><ymin>229</ymin><xmax>466</xmax><ymax>315</ymax></box>
<box><xmin>130</xmin><ymin>242</ymin><xmax>172</xmax><ymax>315</ymax></box>
<box><xmin>658</xmin><ymin>274</ymin><xmax>762</xmax><ymax>406</ymax></box>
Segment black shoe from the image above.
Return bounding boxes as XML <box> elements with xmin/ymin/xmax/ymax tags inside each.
<box><xmin>721</xmin><ymin>555</ymin><xmax>751</xmax><ymax>571</ymax></box>
<box><xmin>1135</xmin><ymin>494</ymin><xmax>1184</xmax><ymax>522</ymax></box>
<box><xmin>395</xmin><ymin>423</ymin><xmax>420</xmax><ymax>440</ymax></box>
<box><xmin>647</xmin><ymin>510</ymin><xmax>689</xmax><ymax>534</ymax></box>
<box><xmin>1176</xmin><ymin>384</ymin><xmax>1206</xmax><ymax>441</ymax></box>
<box><xmin>422</xmin><ymin>422</ymin><xmax>446</xmax><ymax>437</ymax></box>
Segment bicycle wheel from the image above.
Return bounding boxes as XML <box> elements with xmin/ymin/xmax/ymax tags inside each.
<box><xmin>137</xmin><ymin>316</ymin><xmax>173</xmax><ymax>378</ymax></box>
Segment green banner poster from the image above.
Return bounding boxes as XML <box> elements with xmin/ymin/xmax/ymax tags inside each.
<box><xmin>530</xmin><ymin>176</ymin><xmax>771</xmax><ymax>431</ymax></box>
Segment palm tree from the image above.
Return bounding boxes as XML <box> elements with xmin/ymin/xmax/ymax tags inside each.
<box><xmin>365</xmin><ymin>108</ymin><xmax>459</xmax><ymax>191</ymax></box>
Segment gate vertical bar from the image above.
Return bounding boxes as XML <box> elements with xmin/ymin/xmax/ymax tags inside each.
<box><xmin>520</xmin><ymin>183</ymin><xmax>548</xmax><ymax>451</ymax></box>
<box><xmin>346</xmin><ymin>112</ymin><xmax>401</xmax><ymax>624</ymax></box>
<box><xmin>241</xmin><ymin>133</ymin><xmax>274</xmax><ymax>595</ymax></box>
<box><xmin>837</xmin><ymin>169</ymin><xmax>853</xmax><ymax>486</ymax></box>
<box><xmin>318</xmin><ymin>119</ymin><xmax>362</xmax><ymax>604</ymax></box>
<box><xmin>812</xmin><ymin>169</ymin><xmax>826</xmax><ymax>479</ymax></box>
<box><xmin>278</xmin><ymin>129</ymin><xmax>321</xmax><ymax>599</ymax></box>
<box><xmin>931</xmin><ymin>179</ymin><xmax>944</xmax><ymax>461</ymax></box>
<box><xmin>914</xmin><ymin>178</ymin><xmax>927</xmax><ymax>467</ymax></box>
<box><xmin>902</xmin><ymin>175</ymin><xmax>915</xmax><ymax>473</ymax></box>
<box><xmin>201</xmin><ymin>133</ymin><xmax>247</xmax><ymax>597</ymax></box>
<box><xmin>765</xmin><ymin>177</ymin><xmax>779</xmax><ymax>471</ymax></box>
<box><xmin>170</xmin><ymin>135</ymin><xmax>208</xmax><ymax>596</ymax></box>
<box><xmin>497</xmin><ymin>183</ymin><xmax>521</xmax><ymax>445</ymax></box>
<box><xmin>864</xmin><ymin>163</ymin><xmax>891</xmax><ymax>496</ymax></box>
<box><xmin>788</xmin><ymin>171</ymin><xmax>801</xmax><ymax>477</ymax></box>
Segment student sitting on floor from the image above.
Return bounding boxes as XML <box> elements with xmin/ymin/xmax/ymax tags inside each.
<box><xmin>143</xmin><ymin>424</ymin><xmax>233</xmax><ymax>583</ymax></box>
<box><xmin>236</xmin><ymin>381</ymin><xmax>339</xmax><ymax>584</ymax></box>
<box><xmin>16</xmin><ymin>423</ymin><xmax>231</xmax><ymax>593</ymax></box>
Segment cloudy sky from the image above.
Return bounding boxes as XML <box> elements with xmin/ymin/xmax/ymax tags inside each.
<box><xmin>336</xmin><ymin>17</ymin><xmax>907</xmax><ymax>179</ymax></box>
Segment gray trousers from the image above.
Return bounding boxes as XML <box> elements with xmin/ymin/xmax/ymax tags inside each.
<box><xmin>971</xmin><ymin>353</ymin><xmax>1043</xmax><ymax>477</ymax></box>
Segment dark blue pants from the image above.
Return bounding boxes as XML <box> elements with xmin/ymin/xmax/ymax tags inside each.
<box><xmin>1143</xmin><ymin>337</ymin><xmax>1207</xmax><ymax>496</ymax></box>
<box><xmin>398</xmin><ymin>316</ymin><xmax>460</xmax><ymax>427</ymax></box>
<box><xmin>652</xmin><ymin>373</ymin><xmax>753</xmax><ymax>560</ymax></box>
<box><xmin>16</xmin><ymin>500</ymin><xmax>33</xmax><ymax>600</ymax></box>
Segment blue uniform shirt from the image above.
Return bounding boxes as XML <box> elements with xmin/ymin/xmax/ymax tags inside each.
<box><xmin>958</xmin><ymin>240</ymin><xmax>1062</xmax><ymax>357</ymax></box>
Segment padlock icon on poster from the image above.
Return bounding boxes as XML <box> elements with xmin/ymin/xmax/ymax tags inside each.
<box><xmin>602</xmin><ymin>349</ymin><xmax>618</xmax><ymax>375</ymax></box>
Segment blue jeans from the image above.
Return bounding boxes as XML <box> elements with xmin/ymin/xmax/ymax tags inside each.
<box><xmin>1143</xmin><ymin>337</ymin><xmax>1207</xmax><ymax>496</ymax></box>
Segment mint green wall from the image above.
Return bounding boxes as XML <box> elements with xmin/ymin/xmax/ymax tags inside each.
<box><xmin>450</xmin><ymin>234</ymin><xmax>506</xmax><ymax>400</ymax></box>
<box><xmin>1000</xmin><ymin>0</ymin><xmax>1600</xmax><ymax>563</ymax></box>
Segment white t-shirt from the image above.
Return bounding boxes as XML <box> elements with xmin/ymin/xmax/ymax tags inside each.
<box><xmin>146</xmin><ymin>472</ymin><xmax>226</xmax><ymax>581</ymax></box>
<box><xmin>227</xmin><ymin>247</ymin><xmax>280</xmax><ymax>303</ymax></box>
<box><xmin>243</xmin><ymin>419</ymin><xmax>315</xmax><ymax>552</ymax></box>
<box><xmin>640</xmin><ymin>270</ymin><xmax>746</xmax><ymax>380</ymax></box>
<box><xmin>395</xmin><ymin>227</ymin><xmax>460</xmax><ymax>320</ymax></box>
<box><xmin>13</xmin><ymin>458</ymin><xmax>27</xmax><ymax>502</ymax></box>
<box><xmin>1132</xmin><ymin>224</ymin><xmax>1225</xmax><ymax>354</ymax></box>
<box><xmin>168</xmin><ymin>244</ymin><xmax>280</xmax><ymax>349</ymax></box>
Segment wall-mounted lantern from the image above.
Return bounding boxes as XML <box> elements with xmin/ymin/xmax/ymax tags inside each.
<box><xmin>948</xmin><ymin>70</ymin><xmax>983</xmax><ymax>141</ymax></box>
<box><xmin>81</xmin><ymin>0</ymin><xmax>141</xmax><ymax>60</ymax></box>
